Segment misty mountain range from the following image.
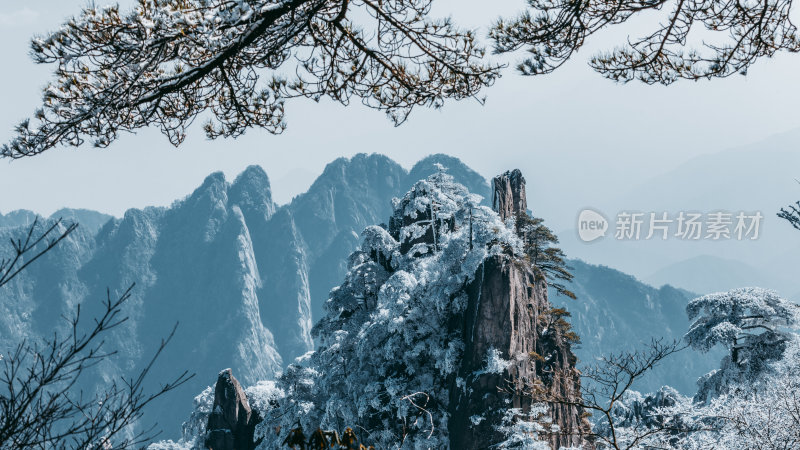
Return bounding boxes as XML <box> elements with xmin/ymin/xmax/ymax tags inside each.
<box><xmin>555</xmin><ymin>129</ymin><xmax>800</xmax><ymax>300</ymax></box>
<box><xmin>0</xmin><ymin>154</ymin><xmax>756</xmax><ymax>438</ymax></box>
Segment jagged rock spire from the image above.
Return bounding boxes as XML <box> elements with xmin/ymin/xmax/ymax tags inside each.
<box><xmin>205</xmin><ymin>369</ymin><xmax>262</xmax><ymax>450</ymax></box>
<box><xmin>492</xmin><ymin>170</ymin><xmax>527</xmax><ymax>221</ymax></box>
<box><xmin>449</xmin><ymin>169</ymin><xmax>592</xmax><ymax>449</ymax></box>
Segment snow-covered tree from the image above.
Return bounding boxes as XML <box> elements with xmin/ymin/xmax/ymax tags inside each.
<box><xmin>686</xmin><ymin>287</ymin><xmax>798</xmax><ymax>360</ymax></box>
<box><xmin>592</xmin><ymin>291</ymin><xmax>800</xmax><ymax>450</ymax></box>
<box><xmin>254</xmin><ymin>171</ymin><xmax>531</xmax><ymax>448</ymax></box>
<box><xmin>493</xmin><ymin>405</ymin><xmax>554</xmax><ymax>450</ymax></box>
<box><xmin>671</xmin><ymin>373</ymin><xmax>800</xmax><ymax>450</ymax></box>
<box><xmin>652</xmin><ymin>338</ymin><xmax>800</xmax><ymax>450</ymax></box>
<box><xmin>603</xmin><ymin>374</ymin><xmax>800</xmax><ymax>450</ymax></box>
<box><xmin>4</xmin><ymin>0</ymin><xmax>499</xmax><ymax>158</ymax></box>
<box><xmin>685</xmin><ymin>287</ymin><xmax>799</xmax><ymax>402</ymax></box>
<box><xmin>685</xmin><ymin>287</ymin><xmax>798</xmax><ymax>398</ymax></box>
<box><xmin>541</xmin><ymin>288</ymin><xmax>800</xmax><ymax>449</ymax></box>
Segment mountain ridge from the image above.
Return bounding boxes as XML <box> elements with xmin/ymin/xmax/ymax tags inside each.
<box><xmin>0</xmin><ymin>153</ymin><xmax>721</xmax><ymax>440</ymax></box>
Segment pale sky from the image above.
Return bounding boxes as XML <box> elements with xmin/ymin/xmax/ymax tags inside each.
<box><xmin>1</xmin><ymin>0</ymin><xmax>799</xmax><ymax>221</ymax></box>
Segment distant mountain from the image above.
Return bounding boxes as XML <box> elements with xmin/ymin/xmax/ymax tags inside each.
<box><xmin>645</xmin><ymin>255</ymin><xmax>774</xmax><ymax>296</ymax></box>
<box><xmin>51</xmin><ymin>208</ymin><xmax>113</xmax><ymax>235</ymax></box>
<box><xmin>562</xmin><ymin>128</ymin><xmax>800</xmax><ymax>297</ymax></box>
<box><xmin>0</xmin><ymin>153</ymin><xmax>724</xmax><ymax>439</ymax></box>
<box><xmin>622</xmin><ymin>128</ymin><xmax>800</xmax><ymax>216</ymax></box>
<box><xmin>550</xmin><ymin>260</ymin><xmax>722</xmax><ymax>395</ymax></box>
<box><xmin>0</xmin><ymin>220</ymin><xmax>96</xmax><ymax>352</ymax></box>
<box><xmin>0</xmin><ymin>209</ymin><xmax>37</xmax><ymax>228</ymax></box>
<box><xmin>0</xmin><ymin>208</ymin><xmax>112</xmax><ymax>235</ymax></box>
<box><xmin>0</xmin><ymin>153</ymin><xmax>492</xmax><ymax>439</ymax></box>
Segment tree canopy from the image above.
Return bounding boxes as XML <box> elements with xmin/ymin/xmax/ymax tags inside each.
<box><xmin>685</xmin><ymin>287</ymin><xmax>799</xmax><ymax>365</ymax></box>
<box><xmin>491</xmin><ymin>0</ymin><xmax>800</xmax><ymax>84</ymax></box>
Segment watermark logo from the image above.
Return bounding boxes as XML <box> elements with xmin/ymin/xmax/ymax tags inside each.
<box><xmin>578</xmin><ymin>209</ymin><xmax>763</xmax><ymax>242</ymax></box>
<box><xmin>578</xmin><ymin>209</ymin><xmax>609</xmax><ymax>242</ymax></box>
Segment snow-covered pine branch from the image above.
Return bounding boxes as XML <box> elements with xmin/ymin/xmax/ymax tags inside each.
<box><xmin>4</xmin><ymin>0</ymin><xmax>500</xmax><ymax>158</ymax></box>
<box><xmin>779</xmin><ymin>200</ymin><xmax>800</xmax><ymax>231</ymax></box>
<box><xmin>490</xmin><ymin>0</ymin><xmax>800</xmax><ymax>84</ymax></box>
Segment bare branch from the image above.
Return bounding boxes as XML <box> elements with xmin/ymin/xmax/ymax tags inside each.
<box><xmin>521</xmin><ymin>338</ymin><xmax>685</xmax><ymax>449</ymax></box>
<box><xmin>0</xmin><ymin>284</ymin><xmax>195</xmax><ymax>448</ymax></box>
<box><xmin>0</xmin><ymin>218</ymin><xmax>78</xmax><ymax>289</ymax></box>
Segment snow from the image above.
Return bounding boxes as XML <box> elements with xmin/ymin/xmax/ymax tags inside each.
<box><xmin>685</xmin><ymin>287</ymin><xmax>799</xmax><ymax>402</ymax></box>
<box><xmin>494</xmin><ymin>406</ymin><xmax>553</xmax><ymax>450</ymax></box>
<box><xmin>592</xmin><ymin>290</ymin><xmax>800</xmax><ymax>449</ymax></box>
<box><xmin>483</xmin><ymin>347</ymin><xmax>512</xmax><ymax>375</ymax></box>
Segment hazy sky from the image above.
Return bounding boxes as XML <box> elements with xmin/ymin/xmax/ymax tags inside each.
<box><xmin>1</xmin><ymin>0</ymin><xmax>799</xmax><ymax>218</ymax></box>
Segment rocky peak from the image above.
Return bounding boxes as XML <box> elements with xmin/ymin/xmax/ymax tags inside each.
<box><xmin>448</xmin><ymin>170</ymin><xmax>590</xmax><ymax>449</ymax></box>
<box><xmin>229</xmin><ymin>165</ymin><xmax>276</xmax><ymax>223</ymax></box>
<box><xmin>492</xmin><ymin>169</ymin><xmax>527</xmax><ymax>221</ymax></box>
<box><xmin>205</xmin><ymin>369</ymin><xmax>262</xmax><ymax>450</ymax></box>
<box><xmin>194</xmin><ymin>171</ymin><xmax>229</xmax><ymax>202</ymax></box>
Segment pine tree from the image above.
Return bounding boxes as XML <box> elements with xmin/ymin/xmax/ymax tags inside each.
<box><xmin>685</xmin><ymin>287</ymin><xmax>799</xmax><ymax>402</ymax></box>
<box><xmin>515</xmin><ymin>212</ymin><xmax>576</xmax><ymax>299</ymax></box>
<box><xmin>686</xmin><ymin>287</ymin><xmax>799</xmax><ymax>365</ymax></box>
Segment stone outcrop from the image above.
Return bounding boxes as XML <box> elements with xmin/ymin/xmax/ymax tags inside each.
<box><xmin>492</xmin><ymin>169</ymin><xmax>528</xmax><ymax>221</ymax></box>
<box><xmin>205</xmin><ymin>369</ymin><xmax>262</xmax><ymax>450</ymax></box>
<box><xmin>448</xmin><ymin>170</ymin><xmax>591</xmax><ymax>449</ymax></box>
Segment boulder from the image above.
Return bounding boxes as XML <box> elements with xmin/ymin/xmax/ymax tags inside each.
<box><xmin>205</xmin><ymin>369</ymin><xmax>262</xmax><ymax>450</ymax></box>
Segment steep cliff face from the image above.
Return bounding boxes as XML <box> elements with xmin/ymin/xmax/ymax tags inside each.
<box><xmin>0</xmin><ymin>169</ymin><xmax>287</xmax><ymax>439</ymax></box>
<box><xmin>102</xmin><ymin>170</ymin><xmax>284</xmax><ymax>434</ymax></box>
<box><xmin>450</xmin><ymin>171</ymin><xmax>590</xmax><ymax>449</ymax></box>
<box><xmin>0</xmin><ymin>220</ymin><xmax>95</xmax><ymax>352</ymax></box>
<box><xmin>451</xmin><ymin>255</ymin><xmax>588</xmax><ymax>449</ymax></box>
